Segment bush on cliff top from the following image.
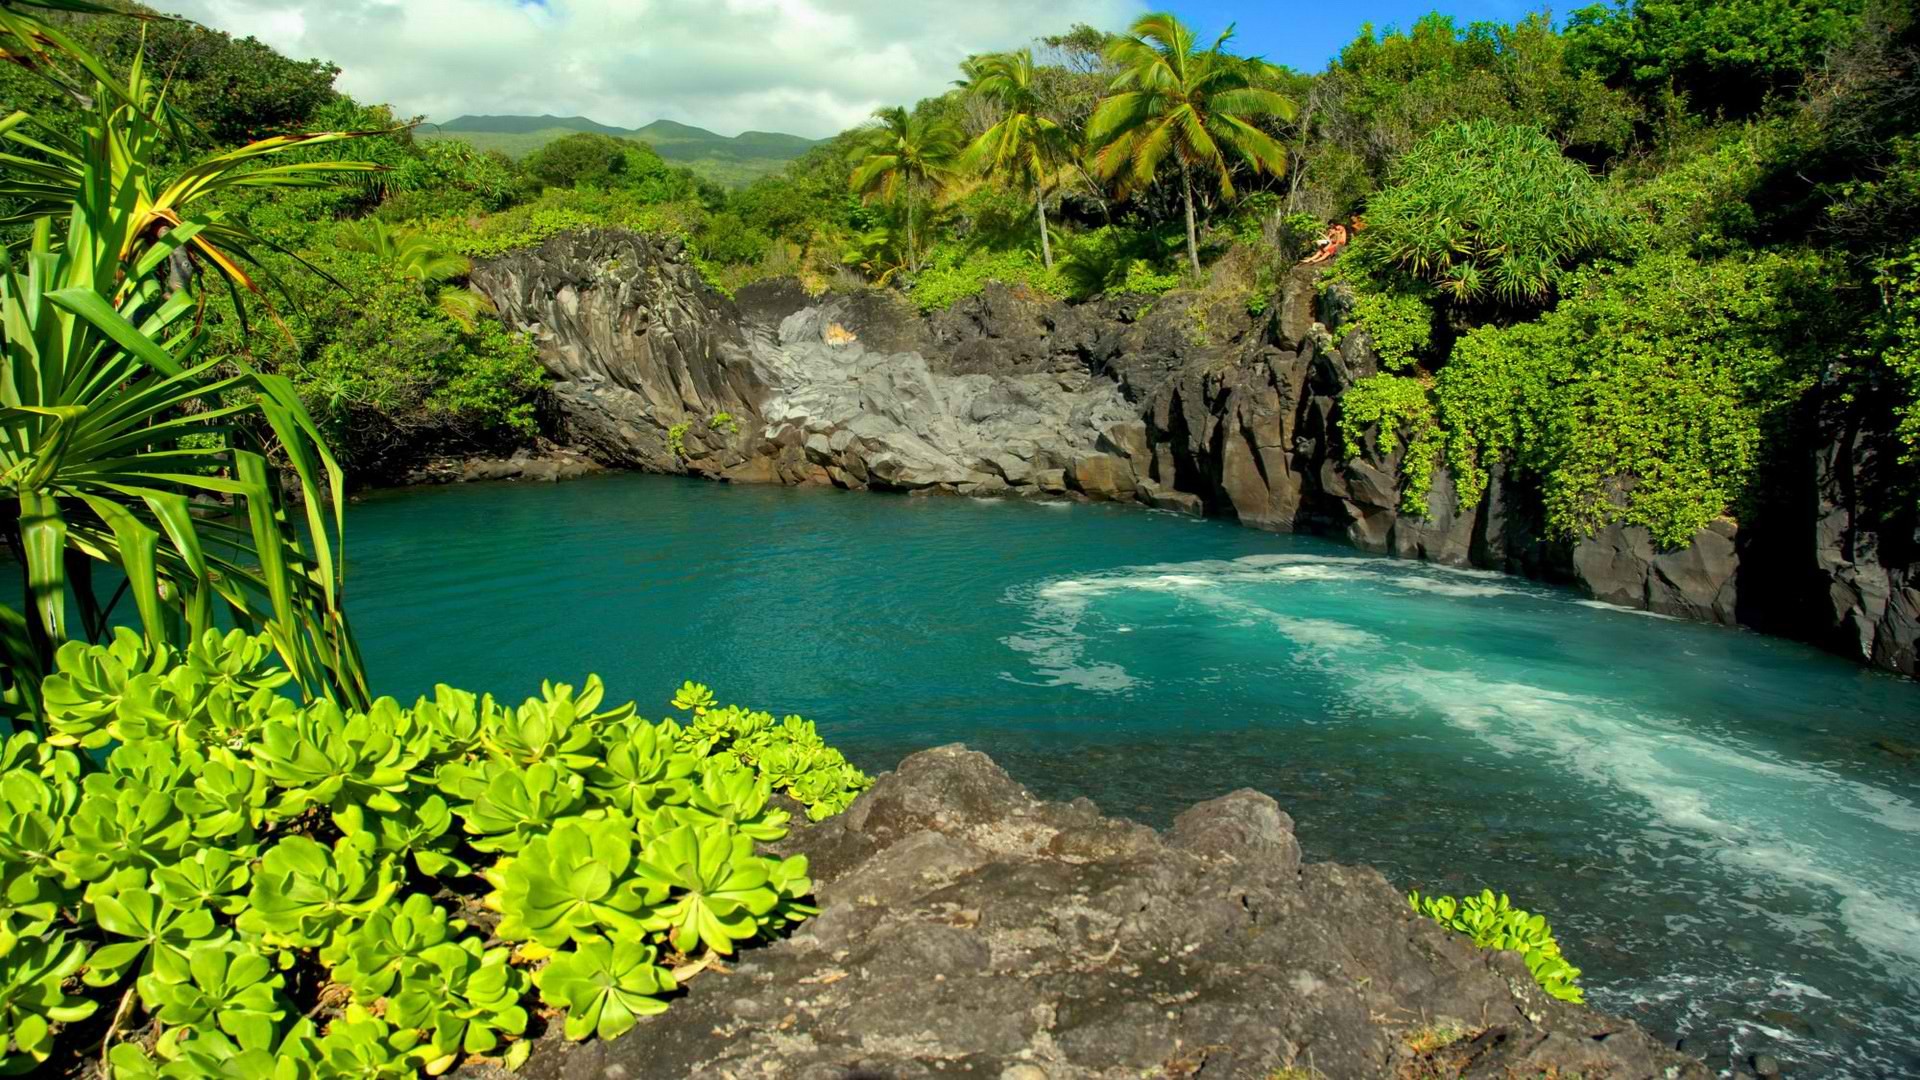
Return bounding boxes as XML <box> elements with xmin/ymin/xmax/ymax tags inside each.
<box><xmin>0</xmin><ymin>630</ymin><xmax>870</xmax><ymax>1077</ymax></box>
<box><xmin>1352</xmin><ymin>120</ymin><xmax>1627</xmax><ymax>307</ymax></box>
<box><xmin>907</xmin><ymin>245</ymin><xmax>1072</xmax><ymax>312</ymax></box>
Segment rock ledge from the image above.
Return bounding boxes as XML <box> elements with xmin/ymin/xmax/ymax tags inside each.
<box><xmin>491</xmin><ymin>746</ymin><xmax>1703</xmax><ymax>1080</ymax></box>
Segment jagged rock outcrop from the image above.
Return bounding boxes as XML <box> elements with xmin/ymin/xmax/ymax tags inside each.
<box><xmin>473</xmin><ymin>230</ymin><xmax>770</xmax><ymax>475</ymax></box>
<box><xmin>478</xmin><ymin>232</ymin><xmax>1180</xmax><ymax>505</ymax></box>
<box><xmin>745</xmin><ymin>301</ymin><xmax>1142</xmax><ymax>496</ymax></box>
<box><xmin>476</xmin><ymin>228</ymin><xmax>1917</xmax><ymax>676</ymax></box>
<box><xmin>1798</xmin><ymin>390</ymin><xmax>1920</xmax><ymax>673</ymax></box>
<box><xmin>484</xmin><ymin>746</ymin><xmax>1705</xmax><ymax>1080</ymax></box>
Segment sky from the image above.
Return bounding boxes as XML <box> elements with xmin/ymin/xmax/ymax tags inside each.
<box><xmin>156</xmin><ymin>0</ymin><xmax>1542</xmax><ymax>140</ymax></box>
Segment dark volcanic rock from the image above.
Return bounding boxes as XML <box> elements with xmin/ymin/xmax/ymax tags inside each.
<box><xmin>401</xmin><ymin>443</ymin><xmax>602</xmax><ymax>487</ymax></box>
<box><xmin>484</xmin><ymin>747</ymin><xmax>1705</xmax><ymax>1080</ymax></box>
<box><xmin>473</xmin><ymin>230</ymin><xmax>770</xmax><ymax>475</ymax></box>
<box><xmin>1799</xmin><ymin>391</ymin><xmax>1920</xmax><ymax>675</ymax></box>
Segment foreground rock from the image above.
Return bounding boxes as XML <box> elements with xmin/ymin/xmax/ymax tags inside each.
<box><xmin>484</xmin><ymin>747</ymin><xmax>1704</xmax><ymax>1080</ymax></box>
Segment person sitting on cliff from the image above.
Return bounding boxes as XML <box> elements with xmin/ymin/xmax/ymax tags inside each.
<box><xmin>1301</xmin><ymin>217</ymin><xmax>1365</xmax><ymax>266</ymax></box>
<box><xmin>1302</xmin><ymin>222</ymin><xmax>1348</xmax><ymax>265</ymax></box>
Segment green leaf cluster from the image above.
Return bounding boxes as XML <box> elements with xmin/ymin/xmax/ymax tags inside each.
<box><xmin>1871</xmin><ymin>240</ymin><xmax>1920</xmax><ymax>467</ymax></box>
<box><xmin>1328</xmin><ymin>268</ymin><xmax>1436</xmax><ymax>371</ymax></box>
<box><xmin>909</xmin><ymin>245</ymin><xmax>1071</xmax><ymax>312</ymax></box>
<box><xmin>1410</xmin><ymin>888</ymin><xmax>1585</xmax><ymax>1003</ymax></box>
<box><xmin>0</xmin><ymin>632</ymin><xmax>869</xmax><ymax>1077</ymax></box>
<box><xmin>1566</xmin><ymin>0</ymin><xmax>1865</xmax><ymax>116</ymax></box>
<box><xmin>1340</xmin><ymin>373</ymin><xmax>1445</xmax><ymax>518</ymax></box>
<box><xmin>1354</xmin><ymin>120</ymin><xmax>1627</xmax><ymax>305</ymax></box>
<box><xmin>1341</xmin><ymin>249</ymin><xmax>1811</xmax><ymax>544</ymax></box>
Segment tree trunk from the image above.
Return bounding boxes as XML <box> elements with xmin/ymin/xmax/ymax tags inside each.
<box><xmin>1179</xmin><ymin>158</ymin><xmax>1200</xmax><ymax>276</ymax></box>
<box><xmin>1035</xmin><ymin>186</ymin><xmax>1053</xmax><ymax>271</ymax></box>
<box><xmin>906</xmin><ymin>188</ymin><xmax>918</xmax><ymax>272</ymax></box>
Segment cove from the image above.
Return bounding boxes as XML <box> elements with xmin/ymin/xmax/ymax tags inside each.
<box><xmin>346</xmin><ymin>472</ymin><xmax>1920</xmax><ymax>1076</ymax></box>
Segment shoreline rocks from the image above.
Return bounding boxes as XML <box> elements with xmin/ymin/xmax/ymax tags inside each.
<box><xmin>472</xmin><ymin>228</ymin><xmax>1918</xmax><ymax>678</ymax></box>
<box><xmin>399</xmin><ymin>442</ymin><xmax>603</xmax><ymax>486</ymax></box>
<box><xmin>470</xmin><ymin>746</ymin><xmax>1707</xmax><ymax>1080</ymax></box>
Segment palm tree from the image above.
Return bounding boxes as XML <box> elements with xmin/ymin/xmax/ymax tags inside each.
<box><xmin>957</xmin><ymin>50</ymin><xmax>1073</xmax><ymax>271</ymax></box>
<box><xmin>338</xmin><ymin>220</ymin><xmax>495</xmax><ymax>330</ymax></box>
<box><xmin>848</xmin><ymin>105</ymin><xmax>962</xmax><ymax>272</ymax></box>
<box><xmin>1086</xmin><ymin>12</ymin><xmax>1297</xmax><ymax>274</ymax></box>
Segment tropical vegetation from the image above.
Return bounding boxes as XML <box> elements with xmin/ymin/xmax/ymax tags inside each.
<box><xmin>0</xmin><ymin>6</ymin><xmax>871</xmax><ymax>1076</ymax></box>
<box><xmin>3</xmin><ymin>627</ymin><xmax>869</xmax><ymax>1075</ymax></box>
<box><xmin>1086</xmin><ymin>14</ymin><xmax>1297</xmax><ymax>273</ymax></box>
<box><xmin>0</xmin><ymin>0</ymin><xmax>373</xmax><ymax>719</ymax></box>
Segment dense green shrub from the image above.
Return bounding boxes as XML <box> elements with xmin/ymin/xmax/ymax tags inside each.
<box><xmin>1339</xmin><ymin>250</ymin><xmax>1808</xmax><ymax>543</ymax></box>
<box><xmin>1056</xmin><ymin>225</ymin><xmax>1186</xmax><ymax>298</ymax></box>
<box><xmin>1437</xmin><ymin>250</ymin><xmax>1806</xmax><ymax>542</ymax></box>
<box><xmin>1324</xmin><ymin>14</ymin><xmax>1641</xmax><ymax>188</ymax></box>
<box><xmin>523</xmin><ymin>133</ymin><xmax>707</xmax><ymax>204</ymax></box>
<box><xmin>0</xmin><ymin>630</ymin><xmax>871</xmax><ymax>1076</ymax></box>
<box><xmin>1566</xmin><ymin>0</ymin><xmax>1866</xmax><ymax>115</ymax></box>
<box><xmin>1329</xmin><ymin>271</ymin><xmax>1436</xmax><ymax>371</ymax></box>
<box><xmin>1873</xmin><ymin>241</ymin><xmax>1920</xmax><ymax>465</ymax></box>
<box><xmin>1621</xmin><ymin>126</ymin><xmax>1775</xmax><ymax>254</ymax></box>
<box><xmin>51</xmin><ymin>11</ymin><xmax>343</xmax><ymax>146</ymax></box>
<box><xmin>207</xmin><ymin>250</ymin><xmax>547</xmax><ymax>476</ymax></box>
<box><xmin>380</xmin><ymin>140</ymin><xmax>534</xmax><ymax>219</ymax></box>
<box><xmin>908</xmin><ymin>246</ymin><xmax>1069</xmax><ymax>311</ymax></box>
<box><xmin>1410</xmin><ymin>889</ymin><xmax>1584</xmax><ymax>1003</ymax></box>
<box><xmin>1355</xmin><ymin>120</ymin><xmax>1627</xmax><ymax>305</ymax></box>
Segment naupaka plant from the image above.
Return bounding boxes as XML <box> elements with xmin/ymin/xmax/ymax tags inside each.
<box><xmin>0</xmin><ymin>629</ymin><xmax>871</xmax><ymax>1077</ymax></box>
<box><xmin>1410</xmin><ymin>888</ymin><xmax>1585</xmax><ymax>1003</ymax></box>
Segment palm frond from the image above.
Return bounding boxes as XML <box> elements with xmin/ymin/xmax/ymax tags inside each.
<box><xmin>0</xmin><ymin>17</ymin><xmax>370</xmax><ymax>718</ymax></box>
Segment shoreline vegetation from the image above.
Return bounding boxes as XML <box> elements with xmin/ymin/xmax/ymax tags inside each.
<box><xmin>0</xmin><ymin>0</ymin><xmax>1913</xmax><ymax>1076</ymax></box>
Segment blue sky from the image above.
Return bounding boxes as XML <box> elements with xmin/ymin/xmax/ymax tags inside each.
<box><xmin>1166</xmin><ymin>0</ymin><xmax>1546</xmax><ymax>70</ymax></box>
<box><xmin>163</xmin><ymin>0</ymin><xmax>1563</xmax><ymax>138</ymax></box>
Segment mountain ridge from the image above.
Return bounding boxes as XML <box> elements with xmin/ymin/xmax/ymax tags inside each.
<box><xmin>424</xmin><ymin>113</ymin><xmax>822</xmax><ymax>187</ymax></box>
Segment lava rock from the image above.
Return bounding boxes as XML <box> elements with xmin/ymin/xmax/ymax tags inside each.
<box><xmin>472</xmin><ymin>747</ymin><xmax>1708</xmax><ymax>1080</ymax></box>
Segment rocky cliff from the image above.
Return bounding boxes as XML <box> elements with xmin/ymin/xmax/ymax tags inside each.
<box><xmin>476</xmin><ymin>229</ymin><xmax>1918</xmax><ymax>677</ymax></box>
<box><xmin>474</xmin><ymin>745</ymin><xmax>1705</xmax><ymax>1080</ymax></box>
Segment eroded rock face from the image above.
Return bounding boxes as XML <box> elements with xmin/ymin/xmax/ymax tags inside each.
<box><xmin>1799</xmin><ymin>394</ymin><xmax>1920</xmax><ymax>674</ymax></box>
<box><xmin>473</xmin><ymin>230</ymin><xmax>771</xmax><ymax>476</ymax></box>
<box><xmin>486</xmin><ymin>746</ymin><xmax>1705</xmax><ymax>1080</ymax></box>
<box><xmin>751</xmin><ymin>301</ymin><xmax>1142</xmax><ymax>496</ymax></box>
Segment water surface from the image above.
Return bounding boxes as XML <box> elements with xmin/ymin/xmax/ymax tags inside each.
<box><xmin>345</xmin><ymin>473</ymin><xmax>1920</xmax><ymax>1076</ymax></box>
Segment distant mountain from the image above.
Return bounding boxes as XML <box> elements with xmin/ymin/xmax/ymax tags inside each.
<box><xmin>419</xmin><ymin>114</ymin><xmax>823</xmax><ymax>187</ymax></box>
<box><xmin>438</xmin><ymin>114</ymin><xmax>630</xmax><ymax>137</ymax></box>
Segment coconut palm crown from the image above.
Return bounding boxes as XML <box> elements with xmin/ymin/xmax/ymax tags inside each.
<box><xmin>848</xmin><ymin>105</ymin><xmax>963</xmax><ymax>272</ymax></box>
<box><xmin>1086</xmin><ymin>12</ymin><xmax>1297</xmax><ymax>273</ymax></box>
<box><xmin>957</xmin><ymin>49</ymin><xmax>1075</xmax><ymax>270</ymax></box>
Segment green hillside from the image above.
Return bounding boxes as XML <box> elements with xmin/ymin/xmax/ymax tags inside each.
<box><xmin>419</xmin><ymin>114</ymin><xmax>820</xmax><ymax>187</ymax></box>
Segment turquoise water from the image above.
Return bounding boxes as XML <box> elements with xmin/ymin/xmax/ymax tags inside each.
<box><xmin>343</xmin><ymin>473</ymin><xmax>1920</xmax><ymax>1075</ymax></box>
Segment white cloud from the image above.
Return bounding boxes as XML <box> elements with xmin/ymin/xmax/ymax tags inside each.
<box><xmin>154</xmin><ymin>0</ymin><xmax>1143</xmax><ymax>138</ymax></box>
